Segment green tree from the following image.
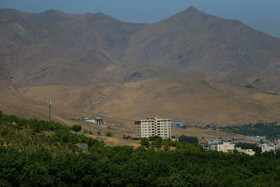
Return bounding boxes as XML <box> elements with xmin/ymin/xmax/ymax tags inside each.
<box><xmin>72</xmin><ymin>125</ymin><xmax>82</xmax><ymax>132</ymax></box>
<box><xmin>178</xmin><ymin>135</ymin><xmax>198</xmax><ymax>144</ymax></box>
<box><xmin>0</xmin><ymin>178</ymin><xmax>11</xmax><ymax>187</ymax></box>
<box><xmin>235</xmin><ymin>142</ymin><xmax>257</xmax><ymax>151</ymax></box>
<box><xmin>20</xmin><ymin>162</ymin><xmax>52</xmax><ymax>186</ymax></box>
<box><xmin>152</xmin><ymin>138</ymin><xmax>162</xmax><ymax>148</ymax></box>
<box><xmin>163</xmin><ymin>144</ymin><xmax>170</xmax><ymax>151</ymax></box>
<box><xmin>140</xmin><ymin>138</ymin><xmax>150</xmax><ymax>148</ymax></box>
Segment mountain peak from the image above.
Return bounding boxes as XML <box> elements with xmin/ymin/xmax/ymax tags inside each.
<box><xmin>180</xmin><ymin>6</ymin><xmax>204</xmax><ymax>16</ymax></box>
<box><xmin>164</xmin><ymin>6</ymin><xmax>205</xmax><ymax>24</ymax></box>
<box><xmin>41</xmin><ymin>9</ymin><xmax>64</xmax><ymax>16</ymax></box>
<box><xmin>84</xmin><ymin>12</ymin><xmax>110</xmax><ymax>18</ymax></box>
<box><xmin>94</xmin><ymin>12</ymin><xmax>106</xmax><ymax>16</ymax></box>
<box><xmin>185</xmin><ymin>6</ymin><xmax>200</xmax><ymax>13</ymax></box>
<box><xmin>92</xmin><ymin>12</ymin><xmax>110</xmax><ymax>19</ymax></box>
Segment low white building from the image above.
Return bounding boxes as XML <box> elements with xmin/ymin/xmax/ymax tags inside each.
<box><xmin>205</xmin><ymin>141</ymin><xmax>235</xmax><ymax>153</ymax></box>
<box><xmin>259</xmin><ymin>144</ymin><xmax>275</xmax><ymax>153</ymax></box>
<box><xmin>82</xmin><ymin>117</ymin><xmax>97</xmax><ymax>123</ymax></box>
<box><xmin>217</xmin><ymin>142</ymin><xmax>235</xmax><ymax>153</ymax></box>
<box><xmin>235</xmin><ymin>147</ymin><xmax>255</xmax><ymax>156</ymax></box>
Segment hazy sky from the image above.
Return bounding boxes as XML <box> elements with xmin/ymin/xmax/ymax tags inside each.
<box><xmin>1</xmin><ymin>0</ymin><xmax>280</xmax><ymax>37</ymax></box>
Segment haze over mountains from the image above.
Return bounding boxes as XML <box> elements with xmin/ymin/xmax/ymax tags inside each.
<box><xmin>0</xmin><ymin>6</ymin><xmax>279</xmax><ymax>125</ymax></box>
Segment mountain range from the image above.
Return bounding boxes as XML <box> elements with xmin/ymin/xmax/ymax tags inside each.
<box><xmin>0</xmin><ymin>6</ymin><xmax>279</xmax><ymax>126</ymax></box>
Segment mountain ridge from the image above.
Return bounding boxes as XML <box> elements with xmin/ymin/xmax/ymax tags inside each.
<box><xmin>123</xmin><ymin>6</ymin><xmax>280</xmax><ymax>74</ymax></box>
<box><xmin>0</xmin><ymin>7</ymin><xmax>279</xmax><ymax>88</ymax></box>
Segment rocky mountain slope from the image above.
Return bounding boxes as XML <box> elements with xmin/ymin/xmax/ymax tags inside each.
<box><xmin>124</xmin><ymin>7</ymin><xmax>280</xmax><ymax>73</ymax></box>
<box><xmin>0</xmin><ymin>9</ymin><xmax>146</xmax><ymax>86</ymax></box>
<box><xmin>0</xmin><ymin>7</ymin><xmax>279</xmax><ymax>89</ymax></box>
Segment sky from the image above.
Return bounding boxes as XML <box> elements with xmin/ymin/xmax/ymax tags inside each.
<box><xmin>1</xmin><ymin>0</ymin><xmax>280</xmax><ymax>38</ymax></box>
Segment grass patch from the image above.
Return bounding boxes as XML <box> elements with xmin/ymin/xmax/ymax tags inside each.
<box><xmin>197</xmin><ymin>80</ymin><xmax>220</xmax><ymax>91</ymax></box>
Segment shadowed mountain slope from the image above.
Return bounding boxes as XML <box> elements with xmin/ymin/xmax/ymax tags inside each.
<box><xmin>0</xmin><ymin>9</ymin><xmax>146</xmax><ymax>86</ymax></box>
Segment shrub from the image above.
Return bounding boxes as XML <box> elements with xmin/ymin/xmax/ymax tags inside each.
<box><xmin>106</xmin><ymin>132</ymin><xmax>113</xmax><ymax>137</ymax></box>
<box><xmin>140</xmin><ymin>138</ymin><xmax>150</xmax><ymax>148</ymax></box>
<box><xmin>72</xmin><ymin>125</ymin><xmax>82</xmax><ymax>132</ymax></box>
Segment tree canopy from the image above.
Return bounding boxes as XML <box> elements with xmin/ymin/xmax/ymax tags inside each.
<box><xmin>219</xmin><ymin>122</ymin><xmax>279</xmax><ymax>138</ymax></box>
<box><xmin>72</xmin><ymin>125</ymin><xmax>82</xmax><ymax>132</ymax></box>
<box><xmin>1</xmin><ymin>111</ymin><xmax>280</xmax><ymax>186</ymax></box>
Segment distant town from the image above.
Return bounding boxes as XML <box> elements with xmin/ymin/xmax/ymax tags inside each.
<box><xmin>77</xmin><ymin>114</ymin><xmax>280</xmax><ymax>156</ymax></box>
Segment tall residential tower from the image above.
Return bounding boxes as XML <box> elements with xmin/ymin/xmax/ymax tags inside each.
<box><xmin>135</xmin><ymin>117</ymin><xmax>171</xmax><ymax>139</ymax></box>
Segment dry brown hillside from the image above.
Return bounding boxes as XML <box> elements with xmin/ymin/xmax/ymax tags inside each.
<box><xmin>1</xmin><ymin>77</ymin><xmax>279</xmax><ymax>127</ymax></box>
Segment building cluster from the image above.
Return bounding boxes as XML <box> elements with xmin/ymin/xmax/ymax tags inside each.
<box><xmin>203</xmin><ymin>141</ymin><xmax>255</xmax><ymax>155</ymax></box>
<box><xmin>204</xmin><ymin>141</ymin><xmax>235</xmax><ymax>152</ymax></box>
<box><xmin>135</xmin><ymin>117</ymin><xmax>171</xmax><ymax>139</ymax></box>
<box><xmin>258</xmin><ymin>143</ymin><xmax>277</xmax><ymax>153</ymax></box>
<box><xmin>247</xmin><ymin>136</ymin><xmax>280</xmax><ymax>153</ymax></box>
<box><xmin>133</xmin><ymin>118</ymin><xmax>280</xmax><ymax>156</ymax></box>
<box><xmin>203</xmin><ymin>136</ymin><xmax>280</xmax><ymax>156</ymax></box>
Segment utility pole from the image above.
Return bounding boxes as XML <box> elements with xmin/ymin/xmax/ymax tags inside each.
<box><xmin>48</xmin><ymin>100</ymin><xmax>52</xmax><ymax>121</ymax></box>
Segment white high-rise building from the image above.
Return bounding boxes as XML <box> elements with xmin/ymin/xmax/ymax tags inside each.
<box><xmin>135</xmin><ymin>117</ymin><xmax>171</xmax><ymax>139</ymax></box>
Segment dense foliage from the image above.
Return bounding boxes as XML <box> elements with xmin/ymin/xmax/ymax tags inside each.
<box><xmin>219</xmin><ymin>122</ymin><xmax>279</xmax><ymax>138</ymax></box>
<box><xmin>71</xmin><ymin>125</ymin><xmax>82</xmax><ymax>132</ymax></box>
<box><xmin>235</xmin><ymin>142</ymin><xmax>257</xmax><ymax>151</ymax></box>
<box><xmin>178</xmin><ymin>135</ymin><xmax>199</xmax><ymax>144</ymax></box>
<box><xmin>140</xmin><ymin>137</ymin><xmax>150</xmax><ymax>148</ymax></box>
<box><xmin>0</xmin><ymin>112</ymin><xmax>99</xmax><ymax>153</ymax></box>
<box><xmin>1</xmin><ymin>112</ymin><xmax>280</xmax><ymax>186</ymax></box>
